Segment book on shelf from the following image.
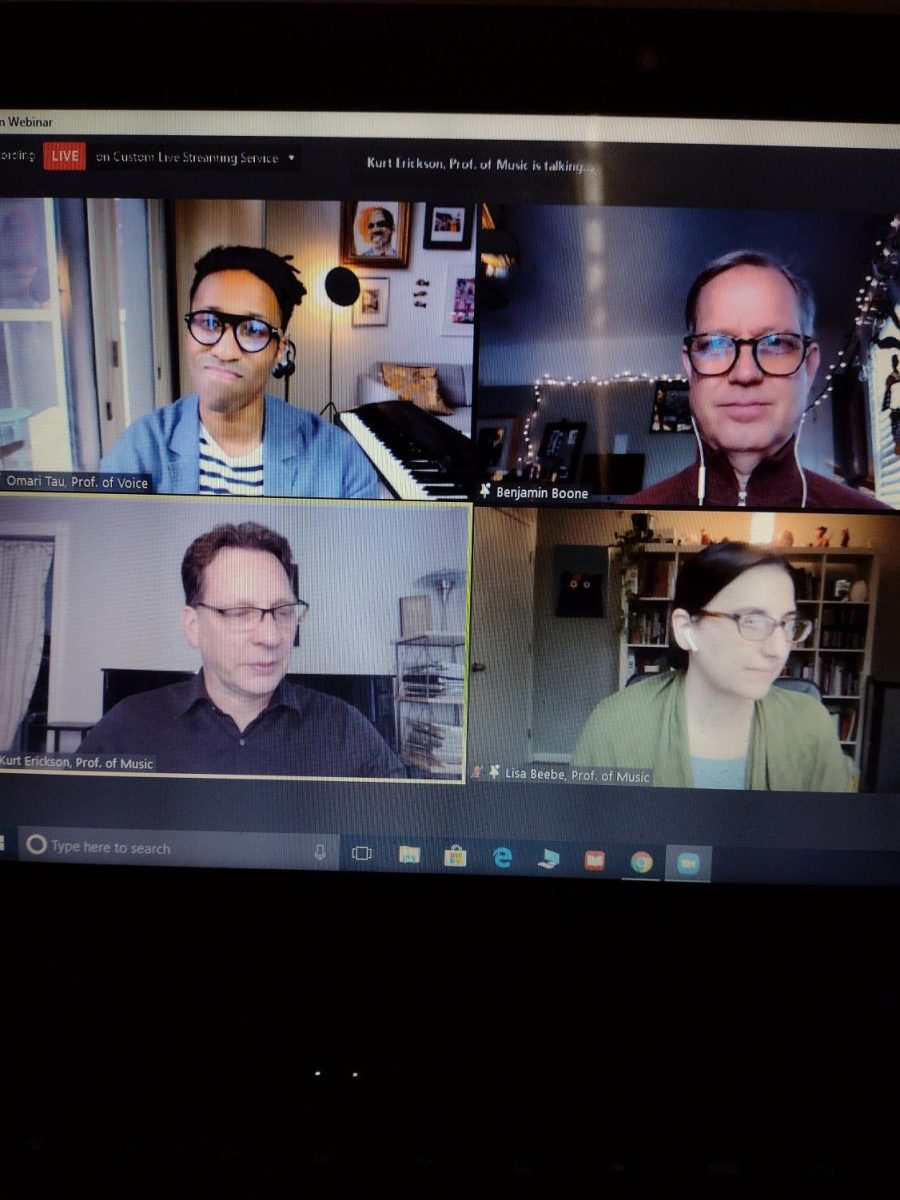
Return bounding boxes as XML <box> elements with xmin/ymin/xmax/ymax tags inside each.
<box><xmin>791</xmin><ymin>566</ymin><xmax>820</xmax><ymax>601</ymax></box>
<box><xmin>628</xmin><ymin>608</ymin><xmax>668</xmax><ymax>645</ymax></box>
<box><xmin>818</xmin><ymin>659</ymin><xmax>860</xmax><ymax>697</ymax></box>
<box><xmin>826</xmin><ymin>707</ymin><xmax>859</xmax><ymax>743</ymax></box>
<box><xmin>819</xmin><ymin>604</ymin><xmax>867</xmax><ymax>649</ymax></box>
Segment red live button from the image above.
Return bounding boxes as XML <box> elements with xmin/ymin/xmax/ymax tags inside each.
<box><xmin>43</xmin><ymin>142</ymin><xmax>87</xmax><ymax>171</ymax></box>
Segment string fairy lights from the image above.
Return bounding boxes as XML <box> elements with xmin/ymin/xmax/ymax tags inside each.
<box><xmin>815</xmin><ymin>212</ymin><xmax>900</xmax><ymax>403</ymax></box>
<box><xmin>516</xmin><ymin>372</ymin><xmax>687</xmax><ymax>467</ymax></box>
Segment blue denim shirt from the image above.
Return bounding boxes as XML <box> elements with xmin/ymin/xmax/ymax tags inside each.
<box><xmin>100</xmin><ymin>394</ymin><xmax>379</xmax><ymax>499</ymax></box>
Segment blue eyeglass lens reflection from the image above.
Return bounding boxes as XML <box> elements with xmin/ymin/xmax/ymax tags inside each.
<box><xmin>692</xmin><ymin>334</ymin><xmax>735</xmax><ymax>360</ymax></box>
<box><xmin>757</xmin><ymin>334</ymin><xmax>804</xmax><ymax>358</ymax></box>
<box><xmin>188</xmin><ymin>312</ymin><xmax>275</xmax><ymax>352</ymax></box>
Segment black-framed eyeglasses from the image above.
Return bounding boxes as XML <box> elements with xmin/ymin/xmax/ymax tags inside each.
<box><xmin>696</xmin><ymin>609</ymin><xmax>813</xmax><ymax>644</ymax></box>
<box><xmin>185</xmin><ymin>310</ymin><xmax>283</xmax><ymax>354</ymax></box>
<box><xmin>683</xmin><ymin>332</ymin><xmax>814</xmax><ymax>377</ymax></box>
<box><xmin>194</xmin><ymin>600</ymin><xmax>309</xmax><ymax>630</ymax></box>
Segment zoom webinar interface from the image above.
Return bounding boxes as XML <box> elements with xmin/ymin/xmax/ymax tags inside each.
<box><xmin>2</xmin><ymin>110</ymin><xmax>900</xmax><ymax>886</ymax></box>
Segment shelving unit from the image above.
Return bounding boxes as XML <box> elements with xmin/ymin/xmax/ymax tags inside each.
<box><xmin>612</xmin><ymin>544</ymin><xmax>878</xmax><ymax>764</ymax></box>
<box><xmin>395</xmin><ymin>633</ymin><xmax>465</xmax><ymax>779</ymax></box>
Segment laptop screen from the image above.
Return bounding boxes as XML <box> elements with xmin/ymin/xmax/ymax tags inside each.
<box><xmin>1</xmin><ymin>104</ymin><xmax>898</xmax><ymax>885</ymax></box>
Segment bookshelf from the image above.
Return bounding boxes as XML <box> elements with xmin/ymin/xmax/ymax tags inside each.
<box><xmin>395</xmin><ymin>633</ymin><xmax>465</xmax><ymax>779</ymax></box>
<box><xmin>612</xmin><ymin>544</ymin><xmax>878</xmax><ymax>763</ymax></box>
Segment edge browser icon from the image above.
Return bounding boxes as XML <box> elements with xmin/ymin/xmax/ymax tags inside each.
<box><xmin>492</xmin><ymin>846</ymin><xmax>512</xmax><ymax>869</ymax></box>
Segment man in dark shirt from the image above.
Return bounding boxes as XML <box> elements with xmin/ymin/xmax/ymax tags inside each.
<box><xmin>78</xmin><ymin>522</ymin><xmax>406</xmax><ymax>778</ymax></box>
<box><xmin>628</xmin><ymin>250</ymin><xmax>889</xmax><ymax>510</ymax></box>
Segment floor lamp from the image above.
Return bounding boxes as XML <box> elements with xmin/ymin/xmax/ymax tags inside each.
<box><xmin>319</xmin><ymin>266</ymin><xmax>360</xmax><ymax>424</ymax></box>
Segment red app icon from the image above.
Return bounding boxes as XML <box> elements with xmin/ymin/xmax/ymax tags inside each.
<box><xmin>43</xmin><ymin>142</ymin><xmax>87</xmax><ymax>171</ymax></box>
<box><xmin>584</xmin><ymin>849</ymin><xmax>606</xmax><ymax>872</ymax></box>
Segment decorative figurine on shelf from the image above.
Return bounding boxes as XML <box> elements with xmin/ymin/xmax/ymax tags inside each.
<box><xmin>813</xmin><ymin>527</ymin><xmax>830</xmax><ymax>547</ymax></box>
<box><xmin>777</xmin><ymin>530</ymin><xmax>794</xmax><ymax>547</ymax></box>
<box><xmin>841</xmin><ymin>528</ymin><xmax>851</xmax><ymax>548</ymax></box>
<box><xmin>614</xmin><ymin>512</ymin><xmax>656</xmax><ymax>549</ymax></box>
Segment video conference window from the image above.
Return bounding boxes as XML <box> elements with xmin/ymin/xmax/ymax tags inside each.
<box><xmin>469</xmin><ymin>507</ymin><xmax>898</xmax><ymax>792</ymax></box>
<box><xmin>0</xmin><ymin>495</ymin><xmax>471</xmax><ymax>781</ymax></box>
<box><xmin>476</xmin><ymin>205</ymin><xmax>898</xmax><ymax>511</ymax></box>
<box><xmin>0</xmin><ymin>198</ymin><xmax>476</xmax><ymax>502</ymax></box>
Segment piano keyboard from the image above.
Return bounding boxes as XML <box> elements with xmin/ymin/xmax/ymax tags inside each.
<box><xmin>339</xmin><ymin>401</ymin><xmax>474</xmax><ymax>501</ymax></box>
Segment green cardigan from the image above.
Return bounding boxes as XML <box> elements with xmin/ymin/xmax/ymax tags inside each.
<box><xmin>573</xmin><ymin>673</ymin><xmax>854</xmax><ymax>792</ymax></box>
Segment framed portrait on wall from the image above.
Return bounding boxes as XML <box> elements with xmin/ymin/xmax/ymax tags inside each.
<box><xmin>352</xmin><ymin>277</ymin><xmax>390</xmax><ymax>326</ymax></box>
<box><xmin>341</xmin><ymin>201</ymin><xmax>411</xmax><ymax>268</ymax></box>
<box><xmin>423</xmin><ymin>203</ymin><xmax>474</xmax><ymax>251</ymax></box>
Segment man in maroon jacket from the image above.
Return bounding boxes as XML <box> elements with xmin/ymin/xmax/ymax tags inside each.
<box><xmin>628</xmin><ymin>251</ymin><xmax>889</xmax><ymax>510</ymax></box>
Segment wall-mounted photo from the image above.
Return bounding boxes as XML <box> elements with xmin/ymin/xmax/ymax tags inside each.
<box><xmin>423</xmin><ymin>203</ymin><xmax>474</xmax><ymax>251</ymax></box>
<box><xmin>444</xmin><ymin>268</ymin><xmax>476</xmax><ymax>334</ymax></box>
<box><xmin>341</xmin><ymin>201</ymin><xmax>411</xmax><ymax>268</ymax></box>
<box><xmin>353</xmin><ymin>277</ymin><xmax>390</xmax><ymax>326</ymax></box>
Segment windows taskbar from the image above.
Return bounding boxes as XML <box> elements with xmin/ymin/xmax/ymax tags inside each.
<box><xmin>3</xmin><ymin>827</ymin><xmax>900</xmax><ymax>886</ymax></box>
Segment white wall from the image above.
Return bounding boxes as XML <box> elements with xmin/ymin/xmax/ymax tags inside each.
<box><xmin>266</xmin><ymin>201</ymin><xmax>475</xmax><ymax>414</ymax></box>
<box><xmin>1</xmin><ymin>496</ymin><xmax>469</xmax><ymax>724</ymax></box>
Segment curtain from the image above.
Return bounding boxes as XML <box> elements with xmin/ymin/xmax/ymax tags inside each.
<box><xmin>0</xmin><ymin>540</ymin><xmax>53</xmax><ymax>752</ymax></box>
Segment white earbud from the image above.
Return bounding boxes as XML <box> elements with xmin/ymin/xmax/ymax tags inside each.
<box><xmin>684</xmin><ymin>628</ymin><xmax>699</xmax><ymax>653</ymax></box>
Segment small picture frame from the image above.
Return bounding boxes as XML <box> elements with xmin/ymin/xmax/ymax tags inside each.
<box><xmin>341</xmin><ymin>201</ymin><xmax>411</xmax><ymax>269</ymax></box>
<box><xmin>475</xmin><ymin>416</ymin><xmax>524</xmax><ymax>475</ymax></box>
<box><xmin>650</xmin><ymin>379</ymin><xmax>692</xmax><ymax>433</ymax></box>
<box><xmin>423</xmin><ymin>203</ymin><xmax>474</xmax><ymax>251</ymax></box>
<box><xmin>538</xmin><ymin>421</ymin><xmax>586</xmax><ymax>482</ymax></box>
<box><xmin>352</xmin><ymin>277</ymin><xmax>390</xmax><ymax>326</ymax></box>
<box><xmin>442</xmin><ymin>267</ymin><xmax>476</xmax><ymax>335</ymax></box>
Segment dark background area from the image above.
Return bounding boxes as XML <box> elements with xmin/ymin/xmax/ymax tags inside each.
<box><xmin>3</xmin><ymin>2</ymin><xmax>900</xmax><ymax>1191</ymax></box>
<box><xmin>0</xmin><ymin>2</ymin><xmax>897</xmax><ymax>120</ymax></box>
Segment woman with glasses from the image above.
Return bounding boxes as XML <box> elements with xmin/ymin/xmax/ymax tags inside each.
<box><xmin>573</xmin><ymin>542</ymin><xmax>853</xmax><ymax>791</ymax></box>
